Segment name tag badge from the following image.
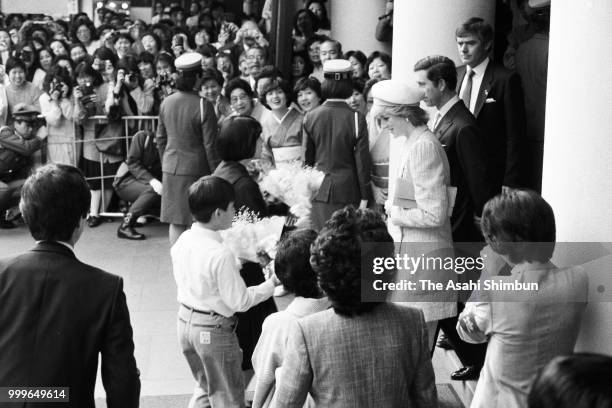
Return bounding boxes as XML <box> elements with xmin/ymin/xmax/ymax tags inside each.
<box><xmin>200</xmin><ymin>331</ymin><xmax>211</xmax><ymax>345</ymax></box>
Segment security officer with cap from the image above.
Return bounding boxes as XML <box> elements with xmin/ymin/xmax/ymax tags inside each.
<box><xmin>156</xmin><ymin>52</ymin><xmax>220</xmax><ymax>244</ymax></box>
<box><xmin>302</xmin><ymin>59</ymin><xmax>372</xmax><ymax>230</ymax></box>
<box><xmin>0</xmin><ymin>104</ymin><xmax>47</xmax><ymax>228</ymax></box>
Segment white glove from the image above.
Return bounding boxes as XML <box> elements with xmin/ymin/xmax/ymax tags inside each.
<box><xmin>149</xmin><ymin>178</ymin><xmax>163</xmax><ymax>195</ymax></box>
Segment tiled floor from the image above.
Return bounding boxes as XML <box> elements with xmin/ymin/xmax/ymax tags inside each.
<box><xmin>0</xmin><ymin>220</ymin><xmax>474</xmax><ymax>405</ymax></box>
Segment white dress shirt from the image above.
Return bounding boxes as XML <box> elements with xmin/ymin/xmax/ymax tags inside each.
<box><xmin>171</xmin><ymin>223</ymin><xmax>275</xmax><ymax>318</ymax></box>
<box><xmin>460</xmin><ymin>57</ymin><xmax>490</xmax><ymax>113</ymax></box>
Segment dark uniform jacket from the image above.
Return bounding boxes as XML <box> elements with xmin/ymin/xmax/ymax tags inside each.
<box><xmin>302</xmin><ymin>100</ymin><xmax>372</xmax><ymax>204</ymax></box>
<box><xmin>0</xmin><ymin>126</ymin><xmax>42</xmax><ymax>179</ymax></box>
<box><xmin>0</xmin><ymin>242</ymin><xmax>141</xmax><ymax>408</ymax></box>
<box><xmin>156</xmin><ymin>91</ymin><xmax>219</xmax><ymax>176</ymax></box>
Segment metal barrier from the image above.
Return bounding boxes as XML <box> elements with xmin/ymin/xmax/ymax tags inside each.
<box><xmin>46</xmin><ymin>115</ymin><xmax>159</xmax><ymax>217</ymax></box>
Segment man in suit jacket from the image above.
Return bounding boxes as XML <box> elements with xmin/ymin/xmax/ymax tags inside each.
<box><xmin>415</xmin><ymin>55</ymin><xmax>496</xmax><ymax>242</ymax></box>
<box><xmin>302</xmin><ymin>59</ymin><xmax>371</xmax><ymax>230</ymax></box>
<box><xmin>0</xmin><ymin>164</ymin><xmax>140</xmax><ymax>408</ymax></box>
<box><xmin>414</xmin><ymin>55</ymin><xmax>494</xmax><ymax>381</ymax></box>
<box><xmin>455</xmin><ymin>17</ymin><xmax>526</xmax><ymax>191</ymax></box>
<box><xmin>274</xmin><ymin>207</ymin><xmax>437</xmax><ymax>407</ymax></box>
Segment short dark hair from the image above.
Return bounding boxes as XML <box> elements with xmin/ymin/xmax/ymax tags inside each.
<box><xmin>254</xmin><ymin>65</ymin><xmax>283</xmax><ymax>96</ymax></box>
<box><xmin>5</xmin><ymin>57</ymin><xmax>26</xmax><ymax>74</ymax></box>
<box><xmin>528</xmin><ymin>353</ymin><xmax>612</xmax><ymax>408</ymax></box>
<box><xmin>188</xmin><ymin>175</ymin><xmax>235</xmax><ymax>223</ymax></box>
<box><xmin>363</xmin><ymin>77</ymin><xmax>381</xmax><ymax>101</ymax></box>
<box><xmin>20</xmin><ymin>164</ymin><xmax>91</xmax><ymax>242</ymax></box>
<box><xmin>74</xmin><ymin>61</ymin><xmax>103</xmax><ymax>87</ymax></box>
<box><xmin>224</xmin><ymin>77</ymin><xmax>254</xmax><ymax>99</ymax></box>
<box><xmin>275</xmin><ymin>229</ymin><xmax>321</xmax><ymax>298</ymax></box>
<box><xmin>293</xmin><ymin>76</ymin><xmax>321</xmax><ymax>102</ymax></box>
<box><xmin>311</xmin><ymin>206</ymin><xmax>393</xmax><ymax>316</ymax></box>
<box><xmin>321</xmin><ymin>77</ymin><xmax>353</xmax><ymax>99</ymax></box>
<box><xmin>413</xmin><ymin>55</ymin><xmax>457</xmax><ymax>91</ymax></box>
<box><xmin>216</xmin><ymin>115</ymin><xmax>262</xmax><ymax>161</ymax></box>
<box><xmin>480</xmin><ymin>189</ymin><xmax>556</xmax><ymax>264</ymax></box>
<box><xmin>344</xmin><ymin>50</ymin><xmax>367</xmax><ymax>67</ymax></box>
<box><xmin>292</xmin><ymin>50</ymin><xmax>313</xmax><ymax>77</ymax></box>
<box><xmin>293</xmin><ymin>9</ymin><xmax>319</xmax><ymax>36</ymax></box>
<box><xmin>350</xmin><ymin>77</ymin><xmax>365</xmax><ymax>94</ymax></box>
<box><xmin>259</xmin><ymin>77</ymin><xmax>292</xmax><ymax>108</ymax></box>
<box><xmin>201</xmin><ymin>67</ymin><xmax>224</xmax><ymax>87</ymax></box>
<box><xmin>93</xmin><ymin>46</ymin><xmax>118</xmax><ymax>67</ymax></box>
<box><xmin>42</xmin><ymin>65</ymin><xmax>73</xmax><ymax>98</ymax></box>
<box><xmin>365</xmin><ymin>51</ymin><xmax>392</xmax><ymax>77</ymax></box>
<box><xmin>456</xmin><ymin>17</ymin><xmax>494</xmax><ymax>51</ymax></box>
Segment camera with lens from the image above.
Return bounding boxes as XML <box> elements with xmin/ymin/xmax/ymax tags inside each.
<box><xmin>78</xmin><ymin>82</ymin><xmax>97</xmax><ymax>117</ymax></box>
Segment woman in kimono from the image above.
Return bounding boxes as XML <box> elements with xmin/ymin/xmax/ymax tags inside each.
<box><xmin>371</xmin><ymin>79</ymin><xmax>457</xmax><ymax>350</ymax></box>
<box><xmin>259</xmin><ymin>77</ymin><xmax>304</xmax><ymax>168</ymax></box>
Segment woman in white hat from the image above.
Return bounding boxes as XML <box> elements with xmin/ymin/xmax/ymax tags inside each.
<box><xmin>371</xmin><ymin>79</ymin><xmax>457</xmax><ymax>350</ymax></box>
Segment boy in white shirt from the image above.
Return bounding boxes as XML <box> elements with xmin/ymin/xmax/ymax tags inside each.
<box><xmin>172</xmin><ymin>175</ymin><xmax>279</xmax><ymax>408</ymax></box>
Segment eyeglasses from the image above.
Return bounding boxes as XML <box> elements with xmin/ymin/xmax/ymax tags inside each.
<box><xmin>230</xmin><ymin>94</ymin><xmax>250</xmax><ymax>103</ymax></box>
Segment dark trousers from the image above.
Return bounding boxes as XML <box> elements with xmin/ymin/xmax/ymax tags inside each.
<box><xmin>438</xmin><ymin>302</ymin><xmax>487</xmax><ymax>367</ymax></box>
<box><xmin>0</xmin><ymin>178</ymin><xmax>25</xmax><ymax>214</ymax></box>
<box><xmin>115</xmin><ymin>176</ymin><xmax>160</xmax><ymax>217</ymax></box>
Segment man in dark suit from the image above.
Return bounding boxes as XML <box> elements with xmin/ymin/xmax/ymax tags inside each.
<box><xmin>414</xmin><ymin>55</ymin><xmax>495</xmax><ymax>381</ymax></box>
<box><xmin>455</xmin><ymin>17</ymin><xmax>526</xmax><ymax>191</ymax></box>
<box><xmin>303</xmin><ymin>59</ymin><xmax>371</xmax><ymax>230</ymax></box>
<box><xmin>0</xmin><ymin>164</ymin><xmax>140</xmax><ymax>408</ymax></box>
<box><xmin>414</xmin><ymin>55</ymin><xmax>496</xmax><ymax>242</ymax></box>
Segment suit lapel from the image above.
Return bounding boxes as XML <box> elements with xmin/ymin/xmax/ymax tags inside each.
<box><xmin>474</xmin><ymin>63</ymin><xmax>494</xmax><ymax>118</ymax></box>
<box><xmin>435</xmin><ymin>119</ymin><xmax>453</xmax><ymax>144</ymax></box>
<box><xmin>456</xmin><ymin>66</ymin><xmax>467</xmax><ymax>94</ymax></box>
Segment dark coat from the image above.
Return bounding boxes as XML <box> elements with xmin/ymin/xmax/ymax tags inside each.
<box><xmin>0</xmin><ymin>242</ymin><xmax>140</xmax><ymax>408</ymax></box>
<box><xmin>435</xmin><ymin>100</ymin><xmax>497</xmax><ymax>242</ymax></box>
<box><xmin>457</xmin><ymin>62</ymin><xmax>526</xmax><ymax>189</ymax></box>
<box><xmin>156</xmin><ymin>91</ymin><xmax>219</xmax><ymax>177</ymax></box>
<box><xmin>302</xmin><ymin>100</ymin><xmax>372</xmax><ymax>229</ymax></box>
<box><xmin>0</xmin><ymin>126</ymin><xmax>42</xmax><ymax>177</ymax></box>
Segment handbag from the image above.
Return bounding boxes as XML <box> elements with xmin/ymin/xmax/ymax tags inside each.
<box><xmin>94</xmin><ymin>120</ymin><xmax>125</xmax><ymax>156</ymax></box>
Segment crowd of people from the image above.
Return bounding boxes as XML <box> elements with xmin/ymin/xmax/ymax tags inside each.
<box><xmin>1</xmin><ymin>1</ymin><xmax>609</xmax><ymax>408</ymax></box>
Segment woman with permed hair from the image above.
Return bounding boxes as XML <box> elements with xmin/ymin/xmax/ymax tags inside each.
<box><xmin>252</xmin><ymin>229</ymin><xmax>329</xmax><ymax>407</ymax></box>
<box><xmin>457</xmin><ymin>189</ymin><xmax>588</xmax><ymax>408</ymax></box>
<box><xmin>274</xmin><ymin>207</ymin><xmax>438</xmax><ymax>407</ymax></box>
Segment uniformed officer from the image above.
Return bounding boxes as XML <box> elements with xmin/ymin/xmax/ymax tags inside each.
<box><xmin>155</xmin><ymin>52</ymin><xmax>220</xmax><ymax>245</ymax></box>
<box><xmin>0</xmin><ymin>104</ymin><xmax>47</xmax><ymax>228</ymax></box>
<box><xmin>302</xmin><ymin>59</ymin><xmax>372</xmax><ymax>230</ymax></box>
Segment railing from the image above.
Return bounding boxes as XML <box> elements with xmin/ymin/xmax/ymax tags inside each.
<box><xmin>46</xmin><ymin>115</ymin><xmax>159</xmax><ymax>217</ymax></box>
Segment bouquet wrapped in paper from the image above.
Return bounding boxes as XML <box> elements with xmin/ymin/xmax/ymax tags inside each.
<box><xmin>220</xmin><ymin>209</ymin><xmax>286</xmax><ymax>263</ymax></box>
<box><xmin>259</xmin><ymin>162</ymin><xmax>325</xmax><ymax>226</ymax></box>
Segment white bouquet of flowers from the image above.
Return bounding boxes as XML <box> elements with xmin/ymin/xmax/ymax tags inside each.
<box><xmin>220</xmin><ymin>209</ymin><xmax>286</xmax><ymax>263</ymax></box>
<box><xmin>259</xmin><ymin>162</ymin><xmax>325</xmax><ymax>227</ymax></box>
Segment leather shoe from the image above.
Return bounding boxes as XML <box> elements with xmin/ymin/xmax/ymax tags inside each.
<box><xmin>117</xmin><ymin>225</ymin><xmax>145</xmax><ymax>240</ymax></box>
<box><xmin>451</xmin><ymin>365</ymin><xmax>480</xmax><ymax>381</ymax></box>
<box><xmin>0</xmin><ymin>219</ymin><xmax>16</xmax><ymax>229</ymax></box>
<box><xmin>87</xmin><ymin>216</ymin><xmax>102</xmax><ymax>228</ymax></box>
<box><xmin>437</xmin><ymin>335</ymin><xmax>454</xmax><ymax>350</ymax></box>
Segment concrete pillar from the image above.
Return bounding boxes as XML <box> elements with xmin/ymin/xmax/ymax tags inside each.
<box><xmin>542</xmin><ymin>1</ymin><xmax>612</xmax><ymax>355</ymax></box>
<box><xmin>330</xmin><ymin>0</ymin><xmax>392</xmax><ymax>56</ymax></box>
<box><xmin>391</xmin><ymin>0</ymin><xmax>495</xmax><ymax>82</ymax></box>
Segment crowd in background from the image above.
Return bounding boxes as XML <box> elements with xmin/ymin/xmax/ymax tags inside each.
<box><xmin>1</xmin><ymin>1</ymin><xmax>607</xmax><ymax>408</ymax></box>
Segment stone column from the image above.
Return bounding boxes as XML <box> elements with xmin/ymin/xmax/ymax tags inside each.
<box><xmin>330</xmin><ymin>0</ymin><xmax>392</xmax><ymax>56</ymax></box>
<box><xmin>391</xmin><ymin>0</ymin><xmax>495</xmax><ymax>82</ymax></box>
<box><xmin>542</xmin><ymin>0</ymin><xmax>612</xmax><ymax>355</ymax></box>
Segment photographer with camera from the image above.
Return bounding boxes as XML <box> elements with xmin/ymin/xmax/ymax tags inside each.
<box><xmin>153</xmin><ymin>52</ymin><xmax>177</xmax><ymax>108</ymax></box>
<box><xmin>0</xmin><ymin>104</ymin><xmax>47</xmax><ymax>229</ymax></box>
<box><xmin>40</xmin><ymin>65</ymin><xmax>79</xmax><ymax>166</ymax></box>
<box><xmin>108</xmin><ymin>56</ymin><xmax>155</xmax><ymax>117</ymax></box>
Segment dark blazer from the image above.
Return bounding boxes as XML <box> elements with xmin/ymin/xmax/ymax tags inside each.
<box><xmin>302</xmin><ymin>100</ymin><xmax>372</xmax><ymax>204</ymax></box>
<box><xmin>156</xmin><ymin>91</ymin><xmax>219</xmax><ymax>177</ymax></box>
<box><xmin>435</xmin><ymin>100</ymin><xmax>497</xmax><ymax>242</ymax></box>
<box><xmin>0</xmin><ymin>242</ymin><xmax>140</xmax><ymax>408</ymax></box>
<box><xmin>457</xmin><ymin>62</ymin><xmax>526</xmax><ymax>188</ymax></box>
<box><xmin>214</xmin><ymin>160</ymin><xmax>268</xmax><ymax>217</ymax></box>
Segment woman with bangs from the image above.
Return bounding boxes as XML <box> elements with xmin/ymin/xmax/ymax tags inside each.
<box><xmin>259</xmin><ymin>77</ymin><xmax>304</xmax><ymax>168</ymax></box>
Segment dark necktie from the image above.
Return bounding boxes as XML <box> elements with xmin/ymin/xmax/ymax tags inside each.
<box><xmin>460</xmin><ymin>68</ymin><xmax>475</xmax><ymax>111</ymax></box>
